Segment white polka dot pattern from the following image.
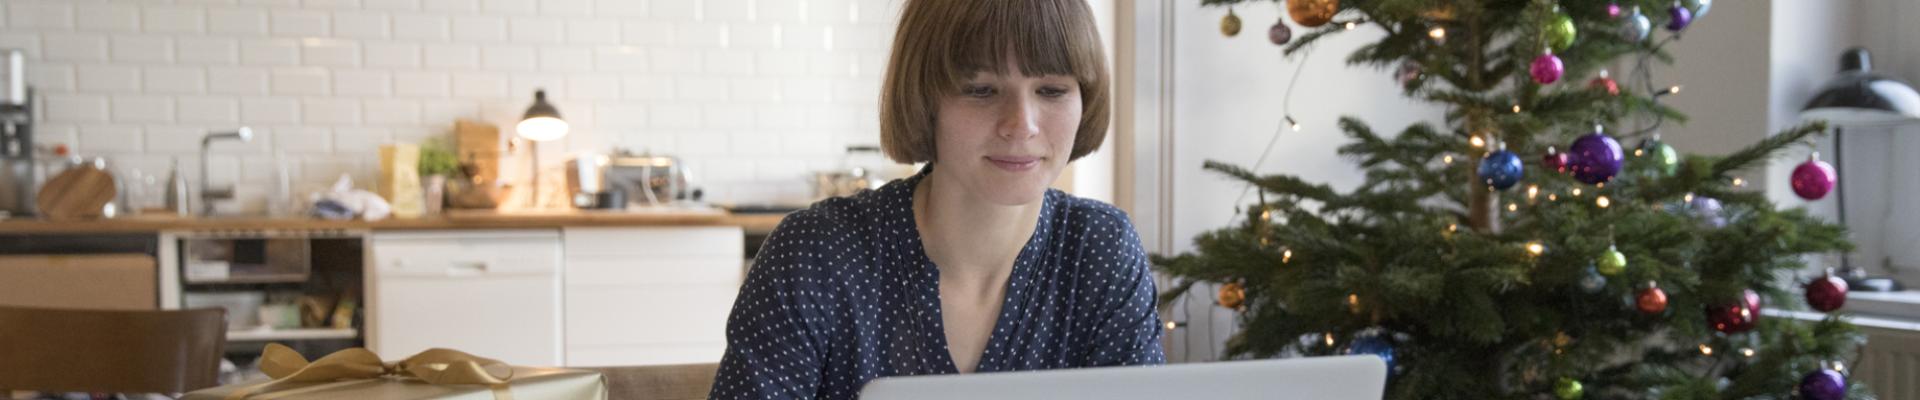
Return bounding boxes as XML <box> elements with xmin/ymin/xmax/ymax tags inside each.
<box><xmin>709</xmin><ymin>167</ymin><xmax>1167</xmax><ymax>399</ymax></box>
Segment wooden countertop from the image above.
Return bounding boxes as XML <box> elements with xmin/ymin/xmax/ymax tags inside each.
<box><xmin>0</xmin><ymin>209</ymin><xmax>792</xmax><ymax>234</ymax></box>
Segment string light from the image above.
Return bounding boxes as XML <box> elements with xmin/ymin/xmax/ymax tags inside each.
<box><xmin>1512</xmin><ymin>104</ymin><xmax>1522</xmax><ymax>113</ymax></box>
<box><xmin>1343</xmin><ymin>21</ymin><xmax>1357</xmax><ymax>30</ymax></box>
<box><xmin>1527</xmin><ymin>185</ymin><xmax>1539</xmax><ymax>201</ymax></box>
<box><xmin>1470</xmin><ymin>136</ymin><xmax>1486</xmax><ymax>148</ymax></box>
<box><xmin>1442</xmin><ymin>155</ymin><xmax>1455</xmax><ymax>165</ymax></box>
<box><xmin>1286</xmin><ymin>115</ymin><xmax>1302</xmax><ymax>132</ymax></box>
<box><xmin>1571</xmin><ymin>188</ymin><xmax>1583</xmax><ymax>197</ymax></box>
<box><xmin>1507</xmin><ymin>203</ymin><xmax>1518</xmax><ymax>212</ymax></box>
<box><xmin>1447</xmin><ymin>223</ymin><xmax>1458</xmax><ymax>232</ymax></box>
<box><xmin>1699</xmin><ymin>344</ymin><xmax>1714</xmax><ymax>355</ymax></box>
<box><xmin>1739</xmin><ymin>347</ymin><xmax>1755</xmax><ymax>358</ymax></box>
<box><xmin>1525</xmin><ymin>241</ymin><xmax>1546</xmax><ymax>256</ymax></box>
<box><xmin>1548</xmin><ymin>193</ymin><xmax>1558</xmax><ymax>201</ymax></box>
<box><xmin>1428</xmin><ymin>27</ymin><xmax>1446</xmax><ymax>41</ymax></box>
<box><xmin>1833</xmin><ymin>361</ymin><xmax>1847</xmax><ymax>372</ymax></box>
<box><xmin>1324</xmin><ymin>332</ymin><xmax>1336</xmax><ymax>347</ymax></box>
<box><xmin>1684</xmin><ymin>192</ymin><xmax>1695</xmax><ymax>203</ymax></box>
<box><xmin>1165</xmin><ymin>321</ymin><xmax>1180</xmax><ymax>330</ymax></box>
<box><xmin>1732</xmin><ymin>177</ymin><xmax>1746</xmax><ymax>187</ymax></box>
<box><xmin>1596</xmin><ymin>195</ymin><xmax>1611</xmax><ymax>208</ymax></box>
<box><xmin>1282</xmin><ymin>248</ymin><xmax>1294</xmax><ymax>263</ymax></box>
<box><xmin>1347</xmin><ymin>294</ymin><xmax>1361</xmax><ymax>313</ymax></box>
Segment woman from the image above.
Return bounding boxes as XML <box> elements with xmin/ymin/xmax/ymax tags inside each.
<box><xmin>710</xmin><ymin>0</ymin><xmax>1164</xmax><ymax>398</ymax></box>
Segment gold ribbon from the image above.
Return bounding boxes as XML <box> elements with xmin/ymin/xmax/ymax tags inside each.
<box><xmin>224</xmin><ymin>343</ymin><xmax>518</xmax><ymax>400</ymax></box>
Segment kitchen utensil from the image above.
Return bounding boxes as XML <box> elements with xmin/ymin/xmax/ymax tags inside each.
<box><xmin>606</xmin><ymin>151</ymin><xmax>694</xmax><ymax>207</ymax></box>
<box><xmin>35</xmin><ymin>161</ymin><xmax>116</xmax><ymax>219</ymax></box>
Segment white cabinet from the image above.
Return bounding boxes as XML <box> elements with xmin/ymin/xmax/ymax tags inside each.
<box><xmin>369</xmin><ymin>230</ymin><xmax>564</xmax><ymax>366</ymax></box>
<box><xmin>561</xmin><ymin>226</ymin><xmax>743</xmax><ymax>367</ymax></box>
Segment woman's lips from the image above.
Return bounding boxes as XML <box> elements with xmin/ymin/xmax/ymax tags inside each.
<box><xmin>986</xmin><ymin>156</ymin><xmax>1040</xmax><ymax>172</ymax></box>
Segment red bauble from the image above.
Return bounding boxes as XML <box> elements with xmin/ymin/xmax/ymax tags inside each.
<box><xmin>1707</xmin><ymin>289</ymin><xmax>1762</xmax><ymax>333</ymax></box>
<box><xmin>1542</xmin><ymin>147</ymin><xmax>1570</xmax><ymax>173</ymax></box>
<box><xmin>1805</xmin><ymin>274</ymin><xmax>1849</xmax><ymax>312</ymax></box>
<box><xmin>1636</xmin><ymin>283</ymin><xmax>1669</xmax><ymax>314</ymax></box>
<box><xmin>1589</xmin><ymin>77</ymin><xmax>1619</xmax><ymax>96</ymax></box>
<box><xmin>1218</xmin><ymin>282</ymin><xmax>1246</xmax><ymax>309</ymax></box>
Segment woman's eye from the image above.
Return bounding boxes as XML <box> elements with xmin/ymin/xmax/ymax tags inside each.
<box><xmin>962</xmin><ymin>85</ymin><xmax>996</xmax><ymax>97</ymax></box>
<box><xmin>1038</xmin><ymin>86</ymin><xmax>1071</xmax><ymax>97</ymax></box>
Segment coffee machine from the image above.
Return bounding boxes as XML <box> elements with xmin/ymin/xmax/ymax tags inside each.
<box><xmin>0</xmin><ymin>49</ymin><xmax>34</xmax><ymax>217</ymax></box>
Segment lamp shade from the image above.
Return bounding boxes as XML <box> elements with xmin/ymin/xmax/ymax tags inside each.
<box><xmin>1801</xmin><ymin>48</ymin><xmax>1920</xmax><ymax>124</ymax></box>
<box><xmin>517</xmin><ymin>89</ymin><xmax>568</xmax><ymax>141</ymax></box>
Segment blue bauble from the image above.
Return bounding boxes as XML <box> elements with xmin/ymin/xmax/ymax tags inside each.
<box><xmin>1568</xmin><ymin>132</ymin><xmax>1624</xmax><ymax>185</ymax></box>
<box><xmin>1478</xmin><ymin>150</ymin><xmax>1524</xmax><ymax>190</ymax></box>
<box><xmin>1347</xmin><ymin>335</ymin><xmax>1396</xmax><ymax>372</ymax></box>
<box><xmin>1579</xmin><ymin>265</ymin><xmax>1608</xmax><ymax>293</ymax></box>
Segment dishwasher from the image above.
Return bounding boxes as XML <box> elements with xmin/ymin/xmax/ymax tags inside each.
<box><xmin>369</xmin><ymin>230</ymin><xmax>563</xmax><ymax>366</ymax></box>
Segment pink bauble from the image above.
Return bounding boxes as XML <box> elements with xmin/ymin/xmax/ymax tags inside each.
<box><xmin>1531</xmin><ymin>53</ymin><xmax>1564</xmax><ymax>84</ymax></box>
<box><xmin>1607</xmin><ymin>2</ymin><xmax>1624</xmax><ymax>18</ymax></box>
<box><xmin>1791</xmin><ymin>157</ymin><xmax>1837</xmax><ymax>200</ymax></box>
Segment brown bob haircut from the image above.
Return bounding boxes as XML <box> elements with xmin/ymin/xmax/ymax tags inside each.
<box><xmin>879</xmin><ymin>0</ymin><xmax>1111</xmax><ymax>164</ymax></box>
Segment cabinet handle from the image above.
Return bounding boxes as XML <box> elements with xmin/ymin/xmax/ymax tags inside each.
<box><xmin>448</xmin><ymin>261</ymin><xmax>489</xmax><ymax>276</ymax></box>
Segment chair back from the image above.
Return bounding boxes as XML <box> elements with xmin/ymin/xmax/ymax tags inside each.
<box><xmin>0</xmin><ymin>306</ymin><xmax>227</xmax><ymax>394</ymax></box>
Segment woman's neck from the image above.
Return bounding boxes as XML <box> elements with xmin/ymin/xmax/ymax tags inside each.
<box><xmin>913</xmin><ymin>169</ymin><xmax>1045</xmax><ymax>281</ymax></box>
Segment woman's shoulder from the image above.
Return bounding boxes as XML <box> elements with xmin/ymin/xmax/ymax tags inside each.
<box><xmin>1048</xmin><ymin>190</ymin><xmax>1143</xmax><ymax>244</ymax></box>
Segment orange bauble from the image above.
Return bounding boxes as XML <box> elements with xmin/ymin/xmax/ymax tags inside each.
<box><xmin>1217</xmin><ymin>282</ymin><xmax>1247</xmax><ymax>309</ymax></box>
<box><xmin>1288</xmin><ymin>0</ymin><xmax>1340</xmax><ymax>28</ymax></box>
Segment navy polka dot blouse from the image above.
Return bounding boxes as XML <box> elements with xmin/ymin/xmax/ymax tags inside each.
<box><xmin>709</xmin><ymin>167</ymin><xmax>1167</xmax><ymax>399</ymax></box>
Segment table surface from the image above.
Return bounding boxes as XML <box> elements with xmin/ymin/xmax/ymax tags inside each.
<box><xmin>0</xmin><ymin>208</ymin><xmax>790</xmax><ymax>234</ymax></box>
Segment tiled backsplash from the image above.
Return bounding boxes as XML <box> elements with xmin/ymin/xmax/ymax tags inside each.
<box><xmin>0</xmin><ymin>0</ymin><xmax>902</xmax><ymax>211</ymax></box>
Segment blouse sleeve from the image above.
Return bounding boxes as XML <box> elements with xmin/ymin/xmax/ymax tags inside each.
<box><xmin>1080</xmin><ymin>208</ymin><xmax>1169</xmax><ymax>367</ymax></box>
<box><xmin>709</xmin><ymin>212</ymin><xmax>840</xmax><ymax>399</ymax></box>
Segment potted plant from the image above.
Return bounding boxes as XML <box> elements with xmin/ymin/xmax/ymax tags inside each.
<box><xmin>417</xmin><ymin>139</ymin><xmax>460</xmax><ymax>215</ymax></box>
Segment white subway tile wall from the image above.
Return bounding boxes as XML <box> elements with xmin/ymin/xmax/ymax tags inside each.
<box><xmin>2</xmin><ymin>0</ymin><xmax>900</xmax><ymax>209</ymax></box>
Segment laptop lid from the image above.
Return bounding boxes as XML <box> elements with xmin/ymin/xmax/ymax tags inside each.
<box><xmin>859</xmin><ymin>355</ymin><xmax>1388</xmax><ymax>400</ymax></box>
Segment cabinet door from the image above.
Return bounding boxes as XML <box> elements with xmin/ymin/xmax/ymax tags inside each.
<box><xmin>369</xmin><ymin>230</ymin><xmax>563</xmax><ymax>366</ymax></box>
<box><xmin>562</xmin><ymin>227</ymin><xmax>743</xmax><ymax>367</ymax></box>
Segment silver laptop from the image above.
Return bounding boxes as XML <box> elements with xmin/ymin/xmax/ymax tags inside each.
<box><xmin>859</xmin><ymin>355</ymin><xmax>1388</xmax><ymax>400</ymax></box>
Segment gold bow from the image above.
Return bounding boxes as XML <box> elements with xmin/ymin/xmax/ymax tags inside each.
<box><xmin>225</xmin><ymin>343</ymin><xmax>518</xmax><ymax>399</ymax></box>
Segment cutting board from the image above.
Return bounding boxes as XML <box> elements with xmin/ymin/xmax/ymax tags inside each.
<box><xmin>36</xmin><ymin>165</ymin><xmax>117</xmax><ymax>219</ymax></box>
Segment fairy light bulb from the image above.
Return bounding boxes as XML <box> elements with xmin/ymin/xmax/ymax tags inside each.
<box><xmin>1428</xmin><ymin>27</ymin><xmax>1446</xmax><ymax>40</ymax></box>
<box><xmin>1572</xmin><ymin>188</ymin><xmax>1583</xmax><ymax>197</ymax></box>
<box><xmin>1527</xmin><ymin>185</ymin><xmax>1539</xmax><ymax>200</ymax></box>
<box><xmin>1343</xmin><ymin>21</ymin><xmax>1357</xmax><ymax>30</ymax></box>
<box><xmin>1740</xmin><ymin>348</ymin><xmax>1755</xmax><ymax>358</ymax></box>
<box><xmin>1324</xmin><ymin>332</ymin><xmax>1336</xmax><ymax>347</ymax></box>
<box><xmin>1684</xmin><ymin>193</ymin><xmax>1695</xmax><ymax>203</ymax></box>
<box><xmin>1165</xmin><ymin>321</ymin><xmax>1179</xmax><ymax>330</ymax></box>
<box><xmin>1526</xmin><ymin>241</ymin><xmax>1546</xmax><ymax>256</ymax></box>
<box><xmin>1443</xmin><ymin>155</ymin><xmax>1455</xmax><ymax>165</ymax></box>
<box><xmin>1470</xmin><ymin>136</ymin><xmax>1486</xmax><ymax>147</ymax></box>
<box><xmin>1548</xmin><ymin>194</ymin><xmax>1558</xmax><ymax>201</ymax></box>
<box><xmin>1512</xmin><ymin>104</ymin><xmax>1522</xmax><ymax>113</ymax></box>
<box><xmin>1282</xmin><ymin>248</ymin><xmax>1294</xmax><ymax>263</ymax></box>
<box><xmin>1732</xmin><ymin>177</ymin><xmax>1746</xmax><ymax>187</ymax></box>
<box><xmin>1507</xmin><ymin>203</ymin><xmax>1518</xmax><ymax>212</ymax></box>
<box><xmin>1596</xmin><ymin>196</ymin><xmax>1612</xmax><ymax>208</ymax></box>
<box><xmin>1699</xmin><ymin>344</ymin><xmax>1714</xmax><ymax>355</ymax></box>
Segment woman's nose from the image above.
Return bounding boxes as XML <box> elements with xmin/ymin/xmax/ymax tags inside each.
<box><xmin>997</xmin><ymin>93</ymin><xmax>1041</xmax><ymax>140</ymax></box>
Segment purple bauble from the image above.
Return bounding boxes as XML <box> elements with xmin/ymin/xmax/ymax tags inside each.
<box><xmin>1269</xmin><ymin>21</ymin><xmax>1293</xmax><ymax>45</ymax></box>
<box><xmin>1799</xmin><ymin>369</ymin><xmax>1846</xmax><ymax>400</ymax></box>
<box><xmin>1688</xmin><ymin>195</ymin><xmax>1726</xmax><ymax>228</ymax></box>
<box><xmin>1531</xmin><ymin>52</ymin><xmax>1564</xmax><ymax>84</ymax></box>
<box><xmin>1791</xmin><ymin>156</ymin><xmax>1837</xmax><ymax>200</ymax></box>
<box><xmin>1567</xmin><ymin>132</ymin><xmax>1623</xmax><ymax>184</ymax></box>
<box><xmin>1667</xmin><ymin>4</ymin><xmax>1693</xmax><ymax>31</ymax></box>
<box><xmin>1607</xmin><ymin>2</ymin><xmax>1623</xmax><ymax>18</ymax></box>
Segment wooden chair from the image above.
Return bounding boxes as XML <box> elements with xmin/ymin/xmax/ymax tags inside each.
<box><xmin>584</xmin><ymin>363</ymin><xmax>720</xmax><ymax>400</ymax></box>
<box><xmin>0</xmin><ymin>306</ymin><xmax>227</xmax><ymax>396</ymax></box>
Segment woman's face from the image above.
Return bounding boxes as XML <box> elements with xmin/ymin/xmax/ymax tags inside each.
<box><xmin>931</xmin><ymin>63</ymin><xmax>1082</xmax><ymax>206</ymax></box>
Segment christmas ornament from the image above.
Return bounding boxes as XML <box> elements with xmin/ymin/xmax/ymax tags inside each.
<box><xmin>1597</xmin><ymin>245</ymin><xmax>1627</xmax><ymax>275</ymax></box>
<box><xmin>1666</xmin><ymin>2</ymin><xmax>1693</xmax><ymax>31</ymax></box>
<box><xmin>1622</xmin><ymin>6</ymin><xmax>1652</xmax><ymax>42</ymax></box>
<box><xmin>1555</xmin><ymin>377</ymin><xmax>1584</xmax><ymax>400</ymax></box>
<box><xmin>1218</xmin><ymin>281</ymin><xmax>1246</xmax><ymax>309</ymax></box>
<box><xmin>1798</xmin><ymin>369</ymin><xmax>1846</xmax><ymax>400</ymax></box>
<box><xmin>1346</xmin><ymin>333</ymin><xmax>1396</xmax><ymax>371</ymax></box>
<box><xmin>1606</xmin><ymin>2</ymin><xmax>1623</xmax><ymax>19</ymax></box>
<box><xmin>1396</xmin><ymin>60</ymin><xmax>1422</xmax><ymax>86</ymax></box>
<box><xmin>1790</xmin><ymin>154</ymin><xmax>1837</xmax><ymax>200</ymax></box>
<box><xmin>1707</xmin><ymin>289</ymin><xmax>1762</xmax><ymax>334</ymax></box>
<box><xmin>1635</xmin><ymin>139</ymin><xmax>1680</xmax><ymax>177</ymax></box>
<box><xmin>1220</xmin><ymin>9</ymin><xmax>1243</xmax><ymax>37</ymax></box>
<box><xmin>1589</xmin><ymin>69</ymin><xmax>1620</xmax><ymax>96</ymax></box>
<box><xmin>1636</xmin><ymin>282</ymin><xmax>1669</xmax><ymax>314</ymax></box>
<box><xmin>1567</xmin><ymin>128</ymin><xmax>1624</xmax><ymax>185</ymax></box>
<box><xmin>1685</xmin><ymin>195</ymin><xmax>1728</xmax><ymax>228</ymax></box>
<box><xmin>1268</xmin><ymin>19</ymin><xmax>1293</xmax><ymax>45</ymax></box>
<box><xmin>1288</xmin><ymin>0</ymin><xmax>1338</xmax><ymax>28</ymax></box>
<box><xmin>1543</xmin><ymin>147</ymin><xmax>1569</xmax><ymax>173</ymax></box>
<box><xmin>1805</xmin><ymin>271</ymin><xmax>1849</xmax><ymax>312</ymax></box>
<box><xmin>1479</xmin><ymin>149</ymin><xmax>1524</xmax><ymax>190</ymax></box>
<box><xmin>1689</xmin><ymin>0</ymin><xmax>1713</xmax><ymax>20</ymax></box>
<box><xmin>1578</xmin><ymin>266</ymin><xmax>1608</xmax><ymax>293</ymax></box>
<box><xmin>1546</xmin><ymin>11</ymin><xmax>1578</xmax><ymax>52</ymax></box>
<box><xmin>1531</xmin><ymin>50</ymin><xmax>1565</xmax><ymax>84</ymax></box>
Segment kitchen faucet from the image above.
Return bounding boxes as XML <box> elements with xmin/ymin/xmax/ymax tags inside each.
<box><xmin>199</xmin><ymin>127</ymin><xmax>252</xmax><ymax>215</ymax></box>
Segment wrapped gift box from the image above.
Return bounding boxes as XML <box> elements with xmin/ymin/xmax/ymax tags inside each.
<box><xmin>185</xmin><ymin>367</ymin><xmax>604</xmax><ymax>400</ymax></box>
<box><xmin>186</xmin><ymin>344</ymin><xmax>605</xmax><ymax>400</ymax></box>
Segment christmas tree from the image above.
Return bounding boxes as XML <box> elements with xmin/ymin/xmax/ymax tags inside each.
<box><xmin>1155</xmin><ymin>0</ymin><xmax>1872</xmax><ymax>398</ymax></box>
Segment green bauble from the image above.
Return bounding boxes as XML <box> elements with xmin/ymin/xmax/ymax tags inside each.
<box><xmin>1546</xmin><ymin>13</ymin><xmax>1578</xmax><ymax>51</ymax></box>
<box><xmin>1555</xmin><ymin>377</ymin><xmax>1584</xmax><ymax>399</ymax></box>
<box><xmin>1650</xmin><ymin>142</ymin><xmax>1679</xmax><ymax>176</ymax></box>
<box><xmin>1597</xmin><ymin>246</ymin><xmax>1627</xmax><ymax>276</ymax></box>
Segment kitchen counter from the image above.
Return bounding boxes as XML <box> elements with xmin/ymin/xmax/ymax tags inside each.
<box><xmin>0</xmin><ymin>208</ymin><xmax>789</xmax><ymax>234</ymax></box>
